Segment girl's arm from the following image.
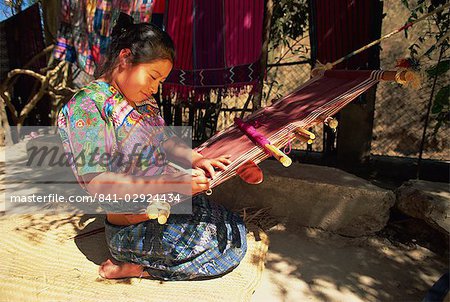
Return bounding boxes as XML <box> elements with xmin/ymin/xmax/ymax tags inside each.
<box><xmin>162</xmin><ymin>136</ymin><xmax>231</xmax><ymax>178</ymax></box>
<box><xmin>162</xmin><ymin>136</ymin><xmax>204</xmax><ymax>167</ymax></box>
<box><xmin>84</xmin><ymin>171</ymin><xmax>209</xmax><ymax>198</ymax></box>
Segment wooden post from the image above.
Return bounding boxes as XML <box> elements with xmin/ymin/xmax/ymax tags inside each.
<box><xmin>162</xmin><ymin>97</ymin><xmax>172</xmax><ymax>126</ymax></box>
<box><xmin>336</xmin><ymin>0</ymin><xmax>383</xmax><ymax>171</ymax></box>
<box><xmin>174</xmin><ymin>102</ymin><xmax>183</xmax><ymax>126</ymax></box>
<box><xmin>252</xmin><ymin>0</ymin><xmax>273</xmax><ymax>112</ymax></box>
<box><xmin>336</xmin><ymin>89</ymin><xmax>377</xmax><ymax>168</ymax></box>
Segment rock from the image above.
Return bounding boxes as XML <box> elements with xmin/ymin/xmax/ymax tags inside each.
<box><xmin>210</xmin><ymin>160</ymin><xmax>395</xmax><ymax>237</ymax></box>
<box><xmin>396</xmin><ymin>179</ymin><xmax>450</xmax><ymax>235</ymax></box>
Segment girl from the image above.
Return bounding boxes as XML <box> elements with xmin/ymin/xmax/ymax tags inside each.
<box><xmin>58</xmin><ymin>13</ymin><xmax>247</xmax><ymax>281</ymax></box>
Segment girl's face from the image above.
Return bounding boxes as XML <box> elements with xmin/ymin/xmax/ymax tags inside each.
<box><xmin>112</xmin><ymin>50</ymin><xmax>173</xmax><ymax>105</ymax></box>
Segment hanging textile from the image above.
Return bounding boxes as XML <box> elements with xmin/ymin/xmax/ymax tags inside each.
<box><xmin>150</xmin><ymin>0</ymin><xmax>165</xmax><ymax>28</ymax></box>
<box><xmin>53</xmin><ymin>0</ymin><xmax>165</xmax><ymax>76</ymax></box>
<box><xmin>162</xmin><ymin>0</ymin><xmax>265</xmax><ymax>102</ymax></box>
<box><xmin>0</xmin><ymin>4</ymin><xmax>49</xmax><ymax>125</ymax></box>
<box><xmin>0</xmin><ymin>4</ymin><xmax>46</xmax><ymax>81</ymax></box>
<box><xmin>309</xmin><ymin>0</ymin><xmax>383</xmax><ymax>70</ymax></box>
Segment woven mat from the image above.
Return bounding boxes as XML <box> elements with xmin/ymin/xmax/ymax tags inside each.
<box><xmin>0</xmin><ymin>214</ymin><xmax>269</xmax><ymax>302</ymax></box>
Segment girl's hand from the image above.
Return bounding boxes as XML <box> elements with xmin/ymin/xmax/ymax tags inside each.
<box><xmin>166</xmin><ymin>170</ymin><xmax>210</xmax><ymax>195</ymax></box>
<box><xmin>193</xmin><ymin>154</ymin><xmax>232</xmax><ymax>178</ymax></box>
<box><xmin>191</xmin><ymin>170</ymin><xmax>210</xmax><ymax>194</ymax></box>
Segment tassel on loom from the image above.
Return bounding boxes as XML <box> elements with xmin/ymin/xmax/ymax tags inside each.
<box><xmin>395</xmin><ymin>58</ymin><xmax>422</xmax><ymax>90</ymax></box>
<box><xmin>311</xmin><ymin>61</ymin><xmax>334</xmax><ymax>77</ymax></box>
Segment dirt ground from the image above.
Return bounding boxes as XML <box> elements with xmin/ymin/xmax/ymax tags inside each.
<box><xmin>252</xmin><ymin>223</ymin><xmax>448</xmax><ymax>302</ymax></box>
<box><xmin>1</xmin><ymin>146</ymin><xmax>448</xmax><ymax>302</ymax></box>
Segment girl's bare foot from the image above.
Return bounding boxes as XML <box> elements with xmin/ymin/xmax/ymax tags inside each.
<box><xmin>99</xmin><ymin>258</ymin><xmax>150</xmax><ymax>279</ymax></box>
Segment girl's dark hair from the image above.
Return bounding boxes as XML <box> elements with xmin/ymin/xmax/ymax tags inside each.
<box><xmin>95</xmin><ymin>13</ymin><xmax>175</xmax><ymax>79</ymax></box>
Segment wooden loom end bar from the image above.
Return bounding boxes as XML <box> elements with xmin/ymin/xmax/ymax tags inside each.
<box><xmin>314</xmin><ymin>69</ymin><xmax>416</xmax><ymax>85</ymax></box>
<box><xmin>381</xmin><ymin>70</ymin><xmax>413</xmax><ymax>83</ymax></box>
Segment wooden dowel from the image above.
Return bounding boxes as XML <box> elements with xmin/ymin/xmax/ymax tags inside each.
<box><xmin>380</xmin><ymin>70</ymin><xmax>403</xmax><ymax>82</ymax></box>
<box><xmin>381</xmin><ymin>70</ymin><xmax>419</xmax><ymax>88</ymax></box>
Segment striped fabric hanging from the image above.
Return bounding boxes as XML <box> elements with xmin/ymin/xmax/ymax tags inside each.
<box><xmin>161</xmin><ymin>0</ymin><xmax>265</xmax><ymax>102</ymax></box>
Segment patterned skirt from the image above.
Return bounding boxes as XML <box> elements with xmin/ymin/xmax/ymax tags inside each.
<box><xmin>104</xmin><ymin>194</ymin><xmax>247</xmax><ymax>281</ymax></box>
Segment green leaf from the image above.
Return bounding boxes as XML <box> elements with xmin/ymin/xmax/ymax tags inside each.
<box><xmin>431</xmin><ymin>104</ymin><xmax>443</xmax><ymax>114</ymax></box>
<box><xmin>401</xmin><ymin>0</ymin><xmax>410</xmax><ymax>9</ymax></box>
<box><xmin>426</xmin><ymin>60</ymin><xmax>450</xmax><ymax>77</ymax></box>
<box><xmin>431</xmin><ymin>85</ymin><xmax>449</xmax><ymax>114</ymax></box>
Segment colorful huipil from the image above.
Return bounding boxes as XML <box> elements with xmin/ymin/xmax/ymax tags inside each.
<box><xmin>57</xmin><ymin>80</ymin><xmax>247</xmax><ymax>280</ymax></box>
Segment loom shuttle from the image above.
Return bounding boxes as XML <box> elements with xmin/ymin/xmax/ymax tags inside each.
<box><xmin>294</xmin><ymin>134</ymin><xmax>314</xmax><ymax>144</ymax></box>
<box><xmin>293</xmin><ymin>128</ymin><xmax>315</xmax><ymax>144</ymax></box>
<box><xmin>294</xmin><ymin>128</ymin><xmax>316</xmax><ymax>139</ymax></box>
<box><xmin>264</xmin><ymin>144</ymin><xmax>292</xmax><ymax>167</ymax></box>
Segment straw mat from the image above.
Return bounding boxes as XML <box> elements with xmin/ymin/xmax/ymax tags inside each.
<box><xmin>0</xmin><ymin>213</ymin><xmax>269</xmax><ymax>302</ymax></box>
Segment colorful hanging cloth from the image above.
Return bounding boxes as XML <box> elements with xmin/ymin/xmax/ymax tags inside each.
<box><xmin>53</xmin><ymin>0</ymin><xmax>165</xmax><ymax>75</ymax></box>
<box><xmin>162</xmin><ymin>0</ymin><xmax>265</xmax><ymax>102</ymax></box>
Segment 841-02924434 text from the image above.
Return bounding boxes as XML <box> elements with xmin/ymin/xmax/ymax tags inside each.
<box><xmin>8</xmin><ymin>193</ymin><xmax>182</xmax><ymax>205</ymax></box>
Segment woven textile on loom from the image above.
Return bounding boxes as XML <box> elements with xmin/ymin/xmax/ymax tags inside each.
<box><xmin>53</xmin><ymin>0</ymin><xmax>165</xmax><ymax>75</ymax></box>
<box><xmin>162</xmin><ymin>0</ymin><xmax>265</xmax><ymax>101</ymax></box>
<box><xmin>193</xmin><ymin>69</ymin><xmax>385</xmax><ymax>189</ymax></box>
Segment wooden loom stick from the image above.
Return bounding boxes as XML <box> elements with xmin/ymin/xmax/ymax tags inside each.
<box><xmin>316</xmin><ymin>69</ymin><xmax>419</xmax><ymax>85</ymax></box>
<box><xmin>234</xmin><ymin>117</ymin><xmax>292</xmax><ymax>167</ymax></box>
<box><xmin>380</xmin><ymin>70</ymin><xmax>420</xmax><ymax>87</ymax></box>
<box><xmin>293</xmin><ymin>128</ymin><xmax>315</xmax><ymax>144</ymax></box>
